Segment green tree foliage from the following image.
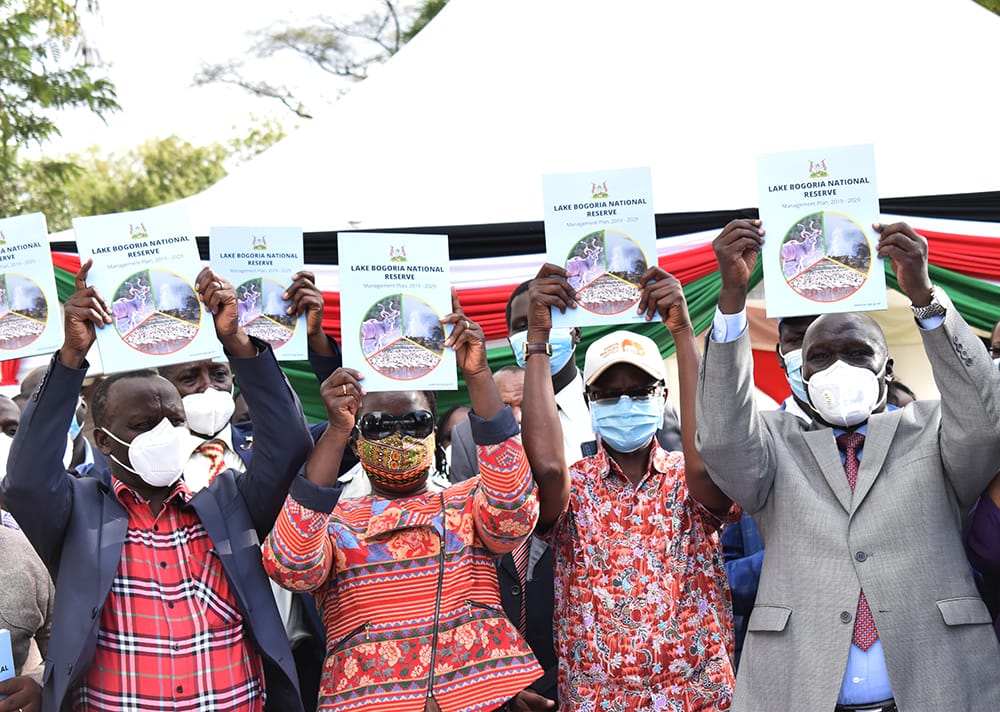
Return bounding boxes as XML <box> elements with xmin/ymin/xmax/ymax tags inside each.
<box><xmin>194</xmin><ymin>0</ymin><xmax>448</xmax><ymax>119</ymax></box>
<box><xmin>20</xmin><ymin>118</ymin><xmax>286</xmax><ymax>231</ymax></box>
<box><xmin>0</xmin><ymin>0</ymin><xmax>119</xmax><ymax>216</ymax></box>
<box><xmin>974</xmin><ymin>0</ymin><xmax>1000</xmax><ymax>15</ymax></box>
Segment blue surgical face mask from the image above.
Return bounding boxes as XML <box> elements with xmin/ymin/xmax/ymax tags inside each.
<box><xmin>589</xmin><ymin>394</ymin><xmax>664</xmax><ymax>453</ymax></box>
<box><xmin>780</xmin><ymin>347</ymin><xmax>809</xmax><ymax>404</ymax></box>
<box><xmin>509</xmin><ymin>328</ymin><xmax>575</xmax><ymax>374</ymax></box>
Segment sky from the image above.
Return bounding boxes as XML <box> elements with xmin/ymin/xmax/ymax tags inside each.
<box><xmin>42</xmin><ymin>0</ymin><xmax>373</xmax><ymax>156</ymax></box>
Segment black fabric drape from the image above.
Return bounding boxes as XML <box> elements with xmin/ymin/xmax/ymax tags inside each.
<box><xmin>50</xmin><ymin>190</ymin><xmax>1000</xmax><ymax>262</ymax></box>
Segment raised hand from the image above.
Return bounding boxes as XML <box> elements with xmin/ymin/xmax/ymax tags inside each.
<box><xmin>526</xmin><ymin>263</ymin><xmax>576</xmax><ymax>337</ymax></box>
<box><xmin>320</xmin><ymin>368</ymin><xmax>365</xmax><ymax>433</ymax></box>
<box><xmin>441</xmin><ymin>287</ymin><xmax>488</xmax><ymax>378</ymax></box>
<box><xmin>875</xmin><ymin>222</ymin><xmax>933</xmax><ymax>306</ymax></box>
<box><xmin>195</xmin><ymin>267</ymin><xmax>254</xmax><ymax>357</ymax></box>
<box><xmin>713</xmin><ymin>219</ymin><xmax>764</xmax><ymax>313</ymax></box>
<box><xmin>60</xmin><ymin>259</ymin><xmax>112</xmax><ymax>368</ymax></box>
<box><xmin>636</xmin><ymin>266</ymin><xmax>692</xmax><ymax>335</ymax></box>
<box><xmin>284</xmin><ymin>270</ymin><xmax>335</xmax><ymax>355</ymax></box>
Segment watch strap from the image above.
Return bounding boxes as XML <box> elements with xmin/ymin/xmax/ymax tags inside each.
<box><xmin>522</xmin><ymin>342</ymin><xmax>552</xmax><ymax>359</ymax></box>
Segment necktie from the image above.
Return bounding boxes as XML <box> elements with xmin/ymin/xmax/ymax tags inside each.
<box><xmin>836</xmin><ymin>431</ymin><xmax>878</xmax><ymax>651</ymax></box>
<box><xmin>511</xmin><ymin>538</ymin><xmax>530</xmax><ymax>636</ymax></box>
<box><xmin>195</xmin><ymin>438</ymin><xmax>228</xmax><ymax>484</ymax></box>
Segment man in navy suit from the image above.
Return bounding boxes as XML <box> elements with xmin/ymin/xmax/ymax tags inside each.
<box><xmin>1</xmin><ymin>261</ymin><xmax>313</xmax><ymax>712</ymax></box>
<box><xmin>157</xmin><ymin>270</ymin><xmax>341</xmax><ymax>712</ymax></box>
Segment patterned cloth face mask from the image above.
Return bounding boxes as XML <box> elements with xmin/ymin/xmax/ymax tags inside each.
<box><xmin>356</xmin><ymin>410</ymin><xmax>436</xmax><ymax>488</ymax></box>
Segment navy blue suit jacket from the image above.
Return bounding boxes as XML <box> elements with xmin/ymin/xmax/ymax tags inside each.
<box><xmin>1</xmin><ymin>342</ymin><xmax>313</xmax><ymax>712</ymax></box>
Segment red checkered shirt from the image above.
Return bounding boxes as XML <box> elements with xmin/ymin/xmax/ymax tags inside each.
<box><xmin>72</xmin><ymin>478</ymin><xmax>265</xmax><ymax>711</ymax></box>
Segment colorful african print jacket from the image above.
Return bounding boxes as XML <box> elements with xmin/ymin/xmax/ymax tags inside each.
<box><xmin>264</xmin><ymin>407</ymin><xmax>541</xmax><ymax>712</ymax></box>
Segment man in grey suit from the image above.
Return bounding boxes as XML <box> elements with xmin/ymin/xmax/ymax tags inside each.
<box><xmin>696</xmin><ymin>219</ymin><xmax>1000</xmax><ymax>711</ymax></box>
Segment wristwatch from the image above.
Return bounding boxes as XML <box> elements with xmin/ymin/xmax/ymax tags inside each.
<box><xmin>522</xmin><ymin>342</ymin><xmax>552</xmax><ymax>360</ymax></box>
<box><xmin>910</xmin><ymin>287</ymin><xmax>946</xmax><ymax>320</ymax></box>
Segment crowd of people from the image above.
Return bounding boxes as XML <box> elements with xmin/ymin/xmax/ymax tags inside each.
<box><xmin>1</xmin><ymin>219</ymin><xmax>999</xmax><ymax>712</ymax></box>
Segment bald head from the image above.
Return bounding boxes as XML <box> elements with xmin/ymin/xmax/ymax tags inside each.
<box><xmin>801</xmin><ymin>312</ymin><xmax>890</xmax><ymax>384</ymax></box>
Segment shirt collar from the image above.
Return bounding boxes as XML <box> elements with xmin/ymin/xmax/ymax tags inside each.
<box><xmin>594</xmin><ymin>438</ymin><xmax>673</xmax><ymax>490</ymax></box>
<box><xmin>112</xmin><ymin>476</ymin><xmax>192</xmax><ymax>508</ymax></box>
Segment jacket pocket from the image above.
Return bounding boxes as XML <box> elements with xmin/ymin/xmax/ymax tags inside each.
<box><xmin>936</xmin><ymin>597</ymin><xmax>992</xmax><ymax>626</ymax></box>
<box><xmin>747</xmin><ymin>604</ymin><xmax>792</xmax><ymax>632</ymax></box>
<box><xmin>332</xmin><ymin>621</ymin><xmax>371</xmax><ymax>653</ymax></box>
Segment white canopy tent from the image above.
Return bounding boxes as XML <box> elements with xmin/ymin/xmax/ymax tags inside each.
<box><xmin>180</xmin><ymin>0</ymin><xmax>1000</xmax><ymax>234</ymax></box>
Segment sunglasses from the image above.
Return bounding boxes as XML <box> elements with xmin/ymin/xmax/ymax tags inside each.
<box><xmin>586</xmin><ymin>383</ymin><xmax>664</xmax><ymax>405</ymax></box>
<box><xmin>356</xmin><ymin>410</ymin><xmax>435</xmax><ymax>440</ymax></box>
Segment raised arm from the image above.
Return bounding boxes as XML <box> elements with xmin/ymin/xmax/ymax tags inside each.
<box><xmin>1</xmin><ymin>260</ymin><xmax>109</xmax><ymax>569</ymax></box>
<box><xmin>196</xmin><ymin>267</ymin><xmax>314</xmax><ymax>538</ymax></box>
<box><xmin>443</xmin><ymin>289</ymin><xmax>538</xmax><ymax>553</ymax></box>
<box><xmin>638</xmin><ymin>266</ymin><xmax>732</xmax><ymax>514</ymax></box>
<box><xmin>519</xmin><ymin>264</ymin><xmax>575</xmax><ymax>529</ymax></box>
<box><xmin>877</xmin><ymin>222</ymin><xmax>1000</xmax><ymax>506</ymax></box>
<box><xmin>695</xmin><ymin>220</ymin><xmax>776</xmax><ymax>513</ymax></box>
<box><xmin>284</xmin><ymin>270</ymin><xmax>344</xmax><ymax>383</ymax></box>
<box><xmin>262</xmin><ymin>368</ymin><xmax>359</xmax><ymax>591</ymax></box>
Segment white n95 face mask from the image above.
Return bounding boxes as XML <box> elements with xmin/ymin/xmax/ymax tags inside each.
<box><xmin>182</xmin><ymin>387</ymin><xmax>236</xmax><ymax>437</ymax></box>
<box><xmin>804</xmin><ymin>359</ymin><xmax>885</xmax><ymax>428</ymax></box>
<box><xmin>102</xmin><ymin>418</ymin><xmax>189</xmax><ymax>488</ymax></box>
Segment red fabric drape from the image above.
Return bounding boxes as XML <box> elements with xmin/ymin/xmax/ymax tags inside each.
<box><xmin>0</xmin><ymin>359</ymin><xmax>20</xmax><ymax>385</ymax></box>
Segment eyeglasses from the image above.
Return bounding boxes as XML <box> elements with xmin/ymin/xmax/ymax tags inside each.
<box><xmin>356</xmin><ymin>410</ymin><xmax>435</xmax><ymax>440</ymax></box>
<box><xmin>990</xmin><ymin>345</ymin><xmax>1000</xmax><ymax>358</ymax></box>
<box><xmin>586</xmin><ymin>383</ymin><xmax>664</xmax><ymax>405</ymax></box>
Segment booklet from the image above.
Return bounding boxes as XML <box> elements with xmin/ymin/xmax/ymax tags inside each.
<box><xmin>338</xmin><ymin>233</ymin><xmax>456</xmax><ymax>392</ymax></box>
<box><xmin>0</xmin><ymin>628</ymin><xmax>13</xmax><ymax>696</ymax></box>
<box><xmin>73</xmin><ymin>203</ymin><xmax>223</xmax><ymax>373</ymax></box>
<box><xmin>542</xmin><ymin>166</ymin><xmax>657</xmax><ymax>328</ymax></box>
<box><xmin>757</xmin><ymin>144</ymin><xmax>885</xmax><ymax>317</ymax></box>
<box><xmin>209</xmin><ymin>227</ymin><xmax>307</xmax><ymax>361</ymax></box>
<box><xmin>0</xmin><ymin>213</ymin><xmax>62</xmax><ymax>359</ymax></box>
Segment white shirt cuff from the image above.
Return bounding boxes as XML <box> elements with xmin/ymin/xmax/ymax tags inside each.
<box><xmin>711</xmin><ymin>307</ymin><xmax>748</xmax><ymax>343</ymax></box>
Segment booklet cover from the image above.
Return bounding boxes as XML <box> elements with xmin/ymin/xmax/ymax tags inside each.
<box><xmin>542</xmin><ymin>166</ymin><xmax>657</xmax><ymax>328</ymax></box>
<box><xmin>210</xmin><ymin>226</ymin><xmax>306</xmax><ymax>361</ymax></box>
<box><xmin>0</xmin><ymin>213</ymin><xmax>63</xmax><ymax>359</ymax></box>
<box><xmin>338</xmin><ymin>233</ymin><xmax>456</xmax><ymax>392</ymax></box>
<box><xmin>757</xmin><ymin>144</ymin><xmax>885</xmax><ymax>317</ymax></box>
<box><xmin>73</xmin><ymin>203</ymin><xmax>223</xmax><ymax>373</ymax></box>
<box><xmin>0</xmin><ymin>627</ymin><xmax>14</xmax><ymax>695</ymax></box>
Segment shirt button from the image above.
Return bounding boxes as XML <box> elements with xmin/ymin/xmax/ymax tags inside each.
<box><xmin>855</xmin><ymin>551</ymin><xmax>867</xmax><ymax>562</ymax></box>
<box><xmin>176</xmin><ymin>685</ymin><xmax>183</xmax><ymax>694</ymax></box>
<box><xmin>153</xmin><ymin>524</ymin><xmax>159</xmax><ymax>532</ymax></box>
<box><xmin>167</xmin><ymin>601</ymin><xmax>175</xmax><ymax>609</ymax></box>
<box><xmin>91</xmin><ymin>607</ymin><xmax>99</xmax><ymax>619</ymax></box>
<box><xmin>511</xmin><ymin>585</ymin><xmax>522</xmax><ymax>596</ymax></box>
<box><xmin>172</xmin><ymin>643</ymin><xmax>180</xmax><ymax>651</ymax></box>
<box><xmin>840</xmin><ymin>611</ymin><xmax>852</xmax><ymax>623</ymax></box>
<box><xmin>160</xmin><ymin>561</ymin><xmax>167</xmax><ymax>568</ymax></box>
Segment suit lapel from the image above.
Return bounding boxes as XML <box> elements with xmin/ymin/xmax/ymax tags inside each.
<box><xmin>802</xmin><ymin>428</ymin><xmax>853</xmax><ymax>513</ymax></box>
<box><xmin>850</xmin><ymin>409</ymin><xmax>900</xmax><ymax>515</ymax></box>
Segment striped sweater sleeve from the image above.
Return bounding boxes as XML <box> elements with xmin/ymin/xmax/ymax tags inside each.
<box><xmin>470</xmin><ymin>408</ymin><xmax>539</xmax><ymax>554</ymax></box>
<box><xmin>263</xmin><ymin>492</ymin><xmax>335</xmax><ymax>592</ymax></box>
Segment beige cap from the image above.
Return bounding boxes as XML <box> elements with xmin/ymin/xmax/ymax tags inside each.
<box><xmin>583</xmin><ymin>331</ymin><xmax>666</xmax><ymax>387</ymax></box>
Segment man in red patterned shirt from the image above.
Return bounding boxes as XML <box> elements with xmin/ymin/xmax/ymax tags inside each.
<box><xmin>0</xmin><ymin>261</ymin><xmax>314</xmax><ymax>712</ymax></box>
<box><xmin>520</xmin><ymin>263</ymin><xmax>739</xmax><ymax>711</ymax></box>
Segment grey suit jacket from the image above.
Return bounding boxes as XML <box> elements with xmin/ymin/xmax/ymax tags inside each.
<box><xmin>696</xmin><ymin>297</ymin><xmax>1000</xmax><ymax>711</ymax></box>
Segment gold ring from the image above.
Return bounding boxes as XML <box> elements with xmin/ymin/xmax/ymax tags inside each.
<box><xmin>214</xmin><ymin>280</ymin><xmax>222</xmax><ymax>289</ymax></box>
<box><xmin>342</xmin><ymin>384</ymin><xmax>347</xmax><ymax>396</ymax></box>
<box><xmin>464</xmin><ymin>320</ymin><xmax>470</xmax><ymax>330</ymax></box>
